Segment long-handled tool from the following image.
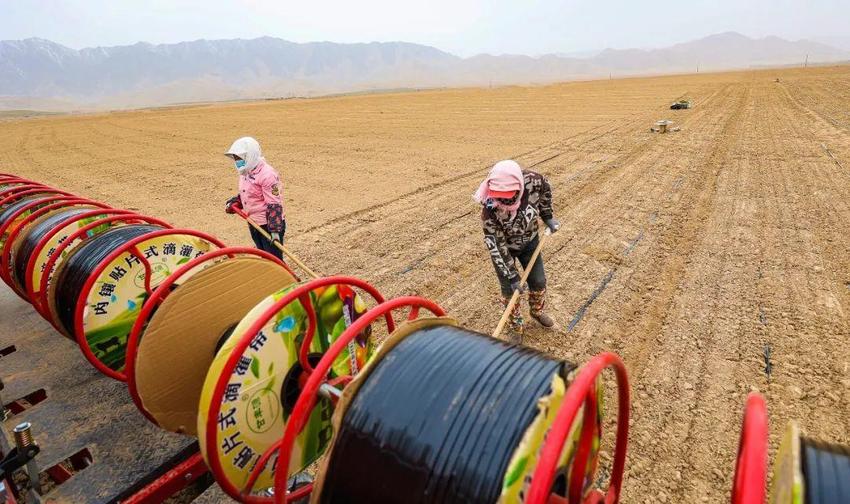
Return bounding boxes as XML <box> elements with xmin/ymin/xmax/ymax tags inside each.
<box><xmin>231</xmin><ymin>207</ymin><xmax>320</xmax><ymax>280</ymax></box>
<box><xmin>492</xmin><ymin>228</ymin><xmax>551</xmax><ymax>340</ymax></box>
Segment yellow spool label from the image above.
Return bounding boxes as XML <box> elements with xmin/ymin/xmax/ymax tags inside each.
<box><xmin>197</xmin><ymin>283</ymin><xmax>374</xmax><ymax>494</ymax></box>
<box><xmin>82</xmin><ymin>234</ymin><xmax>215</xmax><ymax>371</ymax></box>
<box><xmin>500</xmin><ymin>373</ymin><xmax>602</xmax><ymax>503</ymax></box>
<box><xmin>29</xmin><ymin>211</ymin><xmax>110</xmax><ymax>294</ymax></box>
<box><xmin>769</xmin><ymin>421</ymin><xmax>804</xmax><ymax>504</ymax></box>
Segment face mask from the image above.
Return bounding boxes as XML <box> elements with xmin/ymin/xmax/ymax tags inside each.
<box><xmin>485</xmin><ymin>198</ymin><xmax>497</xmax><ymax>211</ymax></box>
<box><xmin>234</xmin><ymin>159</ymin><xmax>246</xmax><ymax>170</ymax></box>
<box><xmin>496</xmin><ymin>193</ymin><xmax>519</xmax><ymax>205</ymax></box>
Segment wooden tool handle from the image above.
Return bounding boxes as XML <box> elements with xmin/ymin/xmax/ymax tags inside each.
<box><xmin>233</xmin><ymin>208</ymin><xmax>320</xmax><ymax>280</ymax></box>
<box><xmin>492</xmin><ymin>229</ymin><xmax>551</xmax><ymax>340</ymax></box>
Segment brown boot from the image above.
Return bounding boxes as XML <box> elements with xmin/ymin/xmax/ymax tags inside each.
<box><xmin>502</xmin><ymin>296</ymin><xmax>525</xmax><ymax>344</ymax></box>
<box><xmin>529</xmin><ymin>289</ymin><xmax>555</xmax><ymax>328</ymax></box>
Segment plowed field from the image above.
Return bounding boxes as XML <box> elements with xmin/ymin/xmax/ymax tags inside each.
<box><xmin>2</xmin><ymin>64</ymin><xmax>849</xmax><ymax>502</ymax></box>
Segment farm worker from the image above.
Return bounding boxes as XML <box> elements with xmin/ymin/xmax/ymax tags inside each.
<box><xmin>474</xmin><ymin>159</ymin><xmax>560</xmax><ymax>342</ymax></box>
<box><xmin>224</xmin><ymin>137</ymin><xmax>285</xmax><ymax>260</ymax></box>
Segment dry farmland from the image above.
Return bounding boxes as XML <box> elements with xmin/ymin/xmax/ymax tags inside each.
<box><xmin>2</xmin><ymin>64</ymin><xmax>850</xmax><ymax>502</ymax></box>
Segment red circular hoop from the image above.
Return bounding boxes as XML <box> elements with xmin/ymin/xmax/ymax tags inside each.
<box><xmin>527</xmin><ymin>352</ymin><xmax>630</xmax><ymax>504</ymax></box>
<box><xmin>0</xmin><ymin>197</ymin><xmax>105</xmax><ymax>295</ymax></box>
<box><xmin>0</xmin><ymin>189</ymin><xmax>70</xmax><ymax>224</ymax></box>
<box><xmin>0</xmin><ymin>181</ymin><xmax>39</xmax><ymax>203</ymax></box>
<box><xmin>27</xmin><ymin>209</ymin><xmax>154</xmax><ymax>320</ymax></box>
<box><xmin>270</xmin><ymin>296</ymin><xmax>447</xmax><ymax>504</ymax></box>
<box><xmin>72</xmin><ymin>228</ymin><xmax>225</xmax><ymax>381</ymax></box>
<box><xmin>0</xmin><ymin>193</ymin><xmax>79</xmax><ymax>293</ymax></box>
<box><xmin>0</xmin><ymin>182</ymin><xmax>44</xmax><ymax>198</ymax></box>
<box><xmin>731</xmin><ymin>393</ymin><xmax>768</xmax><ymax>504</ymax></box>
<box><xmin>0</xmin><ymin>176</ymin><xmax>29</xmax><ymax>185</ymax></box>
<box><xmin>0</xmin><ymin>186</ymin><xmax>70</xmax><ymax>209</ymax></box>
<box><xmin>204</xmin><ymin>276</ymin><xmax>398</xmax><ymax>503</ymax></box>
<box><xmin>568</xmin><ymin>380</ymin><xmax>601</xmax><ymax>504</ymax></box>
<box><xmin>125</xmin><ymin>246</ymin><xmax>292</xmax><ymax>424</ymax></box>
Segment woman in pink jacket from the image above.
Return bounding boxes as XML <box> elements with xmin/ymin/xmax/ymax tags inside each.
<box><xmin>224</xmin><ymin>137</ymin><xmax>285</xmax><ymax>260</ymax></box>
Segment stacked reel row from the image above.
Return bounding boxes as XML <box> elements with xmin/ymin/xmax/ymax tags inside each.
<box><xmin>0</xmin><ymin>173</ymin><xmax>630</xmax><ymax>504</ymax></box>
<box><xmin>3</xmin><ymin>173</ymin><xmax>849</xmax><ymax>504</ymax></box>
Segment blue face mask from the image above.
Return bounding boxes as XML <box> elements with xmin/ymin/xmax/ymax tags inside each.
<box><xmin>234</xmin><ymin>159</ymin><xmax>246</xmax><ymax>170</ymax></box>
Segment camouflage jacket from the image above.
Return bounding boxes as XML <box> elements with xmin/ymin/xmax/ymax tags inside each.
<box><xmin>481</xmin><ymin>170</ymin><xmax>553</xmax><ymax>282</ymax></box>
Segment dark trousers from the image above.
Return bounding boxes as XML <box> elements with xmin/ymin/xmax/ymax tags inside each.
<box><xmin>498</xmin><ymin>235</ymin><xmax>546</xmax><ymax>297</ymax></box>
<box><xmin>249</xmin><ymin>222</ymin><xmax>285</xmax><ymax>260</ymax></box>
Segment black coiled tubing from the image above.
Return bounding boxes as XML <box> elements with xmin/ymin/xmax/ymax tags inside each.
<box><xmin>801</xmin><ymin>437</ymin><xmax>850</xmax><ymax>503</ymax></box>
<box><xmin>54</xmin><ymin>224</ymin><xmax>163</xmax><ymax>335</ymax></box>
<box><xmin>14</xmin><ymin>207</ymin><xmax>91</xmax><ymax>289</ymax></box>
<box><xmin>0</xmin><ymin>195</ymin><xmax>51</xmax><ymax>227</ymax></box>
<box><xmin>321</xmin><ymin>325</ymin><xmax>574</xmax><ymax>504</ymax></box>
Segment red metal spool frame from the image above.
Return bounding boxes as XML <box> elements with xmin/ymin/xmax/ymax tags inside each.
<box><xmin>0</xmin><ymin>176</ymin><xmax>634</xmax><ymax>504</ymax></box>
<box><xmin>0</xmin><ymin>192</ymin><xmax>77</xmax><ymax>293</ymax></box>
<box><xmin>0</xmin><ymin>183</ymin><xmax>47</xmax><ymax>203</ymax></box>
<box><xmin>528</xmin><ymin>352</ymin><xmax>630</xmax><ymax>504</ymax></box>
<box><xmin>202</xmin><ymin>276</ymin><xmax>403</xmax><ymax>503</ymax></box>
<box><xmin>70</xmin><ymin>228</ymin><xmax>226</xmax><ymax>381</ymax></box>
<box><xmin>266</xmin><ymin>294</ymin><xmax>446</xmax><ymax>504</ymax></box>
<box><xmin>731</xmin><ymin>393</ymin><xmax>768</xmax><ymax>504</ymax></box>
<box><xmin>0</xmin><ymin>197</ymin><xmax>107</xmax><ymax>294</ymax></box>
<box><xmin>0</xmin><ymin>190</ymin><xmax>74</xmax><ymax>232</ymax></box>
<box><xmin>0</xmin><ymin>177</ymin><xmax>30</xmax><ymax>187</ymax></box>
<box><xmin>26</xmin><ymin>209</ymin><xmax>137</xmax><ymax>313</ymax></box>
<box><xmin>0</xmin><ymin>186</ymin><xmax>71</xmax><ymax>210</ymax></box>
<box><xmin>124</xmin><ymin>246</ymin><xmax>295</xmax><ymax>424</ymax></box>
<box><xmin>35</xmin><ymin>214</ymin><xmax>171</xmax><ymax>326</ymax></box>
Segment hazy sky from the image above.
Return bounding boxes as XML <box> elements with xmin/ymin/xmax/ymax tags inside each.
<box><xmin>2</xmin><ymin>0</ymin><xmax>848</xmax><ymax>56</ymax></box>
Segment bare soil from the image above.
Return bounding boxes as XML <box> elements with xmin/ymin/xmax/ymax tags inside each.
<box><xmin>2</xmin><ymin>65</ymin><xmax>849</xmax><ymax>502</ymax></box>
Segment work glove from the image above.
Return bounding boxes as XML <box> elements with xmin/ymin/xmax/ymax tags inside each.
<box><xmin>269</xmin><ymin>232</ymin><xmax>282</xmax><ymax>244</ymax></box>
<box><xmin>225</xmin><ymin>195</ymin><xmax>242</xmax><ymax>214</ymax></box>
<box><xmin>510</xmin><ymin>278</ymin><xmax>526</xmax><ymax>294</ymax></box>
<box><xmin>544</xmin><ymin>217</ymin><xmax>561</xmax><ymax>233</ymax></box>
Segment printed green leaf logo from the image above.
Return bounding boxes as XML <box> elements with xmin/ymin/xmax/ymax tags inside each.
<box><xmin>250</xmin><ymin>356</ymin><xmax>260</xmax><ymax>379</ymax></box>
<box><xmin>504</xmin><ymin>455</ymin><xmax>528</xmax><ymax>488</ymax></box>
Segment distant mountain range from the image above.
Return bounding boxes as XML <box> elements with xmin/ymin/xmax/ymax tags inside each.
<box><xmin>0</xmin><ymin>32</ymin><xmax>847</xmax><ymax>110</ymax></box>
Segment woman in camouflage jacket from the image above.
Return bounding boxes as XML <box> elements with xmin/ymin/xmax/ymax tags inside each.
<box><xmin>474</xmin><ymin>160</ymin><xmax>560</xmax><ymax>341</ymax></box>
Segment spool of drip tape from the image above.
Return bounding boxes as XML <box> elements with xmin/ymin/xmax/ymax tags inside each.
<box><xmin>315</xmin><ymin>322</ymin><xmax>602</xmax><ymax>503</ymax></box>
<box><xmin>0</xmin><ymin>194</ymin><xmax>54</xmax><ymax>249</ymax></box>
<box><xmin>49</xmin><ymin>225</ymin><xmax>218</xmax><ymax>371</ymax></box>
<box><xmin>802</xmin><ymin>438</ymin><xmax>850</xmax><ymax>503</ymax></box>
<box><xmin>34</xmin><ymin>211</ymin><xmax>132</xmax><ymax>311</ymax></box>
<box><xmin>771</xmin><ymin>421</ymin><xmax>850</xmax><ymax>503</ymax></box>
<box><xmin>10</xmin><ymin>205</ymin><xmax>95</xmax><ymax>291</ymax></box>
<box><xmin>198</xmin><ymin>281</ymin><xmax>376</xmax><ymax>496</ymax></box>
<box><xmin>49</xmin><ymin>225</ymin><xmax>163</xmax><ymax>338</ymax></box>
<box><xmin>133</xmin><ymin>257</ymin><xmax>296</xmax><ymax>434</ymax></box>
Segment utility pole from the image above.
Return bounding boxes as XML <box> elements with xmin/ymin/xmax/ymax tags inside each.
<box><xmin>804</xmin><ymin>54</ymin><xmax>809</xmax><ymax>68</ymax></box>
